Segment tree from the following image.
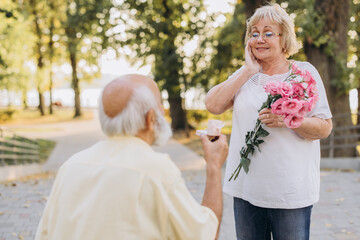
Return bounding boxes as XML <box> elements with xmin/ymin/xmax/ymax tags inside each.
<box><xmin>118</xmin><ymin>0</ymin><xmax>207</xmax><ymax>130</ymax></box>
<box><xmin>202</xmin><ymin>3</ymin><xmax>246</xmax><ymax>87</ymax></box>
<box><xmin>47</xmin><ymin>0</ymin><xmax>56</xmax><ymax>114</ymax></box>
<box><xmin>0</xmin><ymin>1</ymin><xmax>35</xmax><ymax>108</ymax></box>
<box><xmin>61</xmin><ymin>0</ymin><xmax>115</xmax><ymax>118</ymax></box>
<box><xmin>202</xmin><ymin>1</ymin><xmax>268</xmax><ymax>88</ymax></box>
<box><xmin>28</xmin><ymin>0</ymin><xmax>48</xmax><ymax>116</ymax></box>
<box><xmin>289</xmin><ymin>0</ymin><xmax>354</xmax><ymax>156</ymax></box>
<box><xmin>348</xmin><ymin>0</ymin><xmax>360</xmax><ymax>120</ymax></box>
<box><xmin>242</xmin><ymin>0</ymin><xmax>270</xmax><ymax>18</ymax></box>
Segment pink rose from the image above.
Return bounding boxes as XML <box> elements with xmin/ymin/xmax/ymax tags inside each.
<box><xmin>271</xmin><ymin>98</ymin><xmax>286</xmax><ymax>115</ymax></box>
<box><xmin>284</xmin><ymin>114</ymin><xmax>304</xmax><ymax>128</ymax></box>
<box><xmin>278</xmin><ymin>82</ymin><xmax>293</xmax><ymax>98</ymax></box>
<box><xmin>264</xmin><ymin>81</ymin><xmax>280</xmax><ymax>96</ymax></box>
<box><xmin>291</xmin><ymin>64</ymin><xmax>303</xmax><ymax>75</ymax></box>
<box><xmin>302</xmin><ymin>70</ymin><xmax>316</xmax><ymax>85</ymax></box>
<box><xmin>297</xmin><ymin>100</ymin><xmax>310</xmax><ymax>117</ymax></box>
<box><xmin>307</xmin><ymin>96</ymin><xmax>319</xmax><ymax>112</ymax></box>
<box><xmin>281</xmin><ymin>99</ymin><xmax>303</xmax><ymax>115</ymax></box>
<box><xmin>292</xmin><ymin>83</ymin><xmax>305</xmax><ymax>99</ymax></box>
<box><xmin>306</xmin><ymin>83</ymin><xmax>317</xmax><ymax>98</ymax></box>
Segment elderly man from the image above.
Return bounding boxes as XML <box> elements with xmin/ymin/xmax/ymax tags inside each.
<box><xmin>35</xmin><ymin>74</ymin><xmax>228</xmax><ymax>240</ymax></box>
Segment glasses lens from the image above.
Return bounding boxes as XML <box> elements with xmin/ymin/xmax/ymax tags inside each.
<box><xmin>251</xmin><ymin>32</ymin><xmax>259</xmax><ymax>39</ymax></box>
<box><xmin>264</xmin><ymin>32</ymin><xmax>275</xmax><ymax>38</ymax></box>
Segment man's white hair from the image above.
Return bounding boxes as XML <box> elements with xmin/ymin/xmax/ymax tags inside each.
<box><xmin>98</xmin><ymin>86</ymin><xmax>158</xmax><ymax>137</ymax></box>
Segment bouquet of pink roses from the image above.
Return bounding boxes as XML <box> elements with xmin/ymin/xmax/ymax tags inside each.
<box><xmin>229</xmin><ymin>63</ymin><xmax>318</xmax><ymax>181</ymax></box>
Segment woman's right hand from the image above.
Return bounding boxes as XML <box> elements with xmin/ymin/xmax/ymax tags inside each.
<box><xmin>244</xmin><ymin>40</ymin><xmax>261</xmax><ymax>75</ymax></box>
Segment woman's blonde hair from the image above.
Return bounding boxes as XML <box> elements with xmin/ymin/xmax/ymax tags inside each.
<box><xmin>244</xmin><ymin>3</ymin><xmax>301</xmax><ymax>57</ymax></box>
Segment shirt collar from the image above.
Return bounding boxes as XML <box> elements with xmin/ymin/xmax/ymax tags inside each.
<box><xmin>107</xmin><ymin>135</ymin><xmax>153</xmax><ymax>151</ymax></box>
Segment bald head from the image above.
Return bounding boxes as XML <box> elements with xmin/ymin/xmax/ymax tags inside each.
<box><xmin>102</xmin><ymin>74</ymin><xmax>162</xmax><ymax>118</ymax></box>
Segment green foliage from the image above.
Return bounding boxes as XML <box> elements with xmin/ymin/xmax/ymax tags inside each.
<box><xmin>0</xmin><ymin>109</ymin><xmax>17</xmax><ymax>121</ymax></box>
<box><xmin>290</xmin><ymin>0</ymin><xmax>330</xmax><ymax>48</ymax></box>
<box><xmin>118</xmin><ymin>0</ymin><xmax>205</xmax><ymax>91</ymax></box>
<box><xmin>37</xmin><ymin>138</ymin><xmax>56</xmax><ymax>163</ymax></box>
<box><xmin>348</xmin><ymin>0</ymin><xmax>360</xmax><ymax>89</ymax></box>
<box><xmin>198</xmin><ymin>3</ymin><xmax>247</xmax><ymax>88</ymax></box>
<box><xmin>287</xmin><ymin>0</ymin><xmax>352</xmax><ymax>95</ymax></box>
<box><xmin>187</xmin><ymin>109</ymin><xmax>208</xmax><ymax>124</ymax></box>
<box><xmin>0</xmin><ymin>8</ymin><xmax>15</xmax><ymax>18</ymax></box>
<box><xmin>118</xmin><ymin>0</ymin><xmax>210</xmax><ymax>129</ymax></box>
<box><xmin>0</xmin><ymin>1</ymin><xmax>35</xmax><ymax>95</ymax></box>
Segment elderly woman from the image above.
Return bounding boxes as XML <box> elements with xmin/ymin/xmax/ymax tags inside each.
<box><xmin>206</xmin><ymin>3</ymin><xmax>333</xmax><ymax>240</ymax></box>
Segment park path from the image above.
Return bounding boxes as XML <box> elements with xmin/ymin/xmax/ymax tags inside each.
<box><xmin>0</xmin><ymin>112</ymin><xmax>360</xmax><ymax>240</ymax></box>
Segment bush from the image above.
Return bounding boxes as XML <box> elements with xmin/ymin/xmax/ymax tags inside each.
<box><xmin>0</xmin><ymin>109</ymin><xmax>17</xmax><ymax>122</ymax></box>
<box><xmin>187</xmin><ymin>110</ymin><xmax>209</xmax><ymax>124</ymax></box>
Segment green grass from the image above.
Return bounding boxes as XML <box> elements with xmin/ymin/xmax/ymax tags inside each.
<box><xmin>0</xmin><ymin>107</ymin><xmax>87</xmax><ymax>165</ymax></box>
<box><xmin>0</xmin><ymin>137</ymin><xmax>56</xmax><ymax>165</ymax></box>
<box><xmin>37</xmin><ymin>138</ymin><xmax>57</xmax><ymax>163</ymax></box>
<box><xmin>0</xmin><ymin>107</ymin><xmax>94</xmax><ymax>125</ymax></box>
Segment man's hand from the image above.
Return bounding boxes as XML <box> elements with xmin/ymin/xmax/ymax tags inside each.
<box><xmin>201</xmin><ymin>134</ymin><xmax>229</xmax><ymax>169</ymax></box>
<box><xmin>200</xmin><ymin>134</ymin><xmax>228</xmax><ymax>239</ymax></box>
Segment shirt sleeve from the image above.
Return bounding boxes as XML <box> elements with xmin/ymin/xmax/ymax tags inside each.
<box><xmin>165</xmin><ymin>176</ymin><xmax>219</xmax><ymax>240</ymax></box>
<box><xmin>301</xmin><ymin>62</ymin><xmax>333</xmax><ymax>119</ymax></box>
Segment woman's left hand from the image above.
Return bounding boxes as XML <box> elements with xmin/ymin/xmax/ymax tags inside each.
<box><xmin>259</xmin><ymin>108</ymin><xmax>286</xmax><ymax>128</ymax></box>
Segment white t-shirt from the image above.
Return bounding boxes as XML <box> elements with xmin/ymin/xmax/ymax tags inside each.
<box><xmin>223</xmin><ymin>61</ymin><xmax>332</xmax><ymax>209</ymax></box>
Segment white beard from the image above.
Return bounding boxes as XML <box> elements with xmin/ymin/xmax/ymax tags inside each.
<box><xmin>153</xmin><ymin>111</ymin><xmax>172</xmax><ymax>146</ymax></box>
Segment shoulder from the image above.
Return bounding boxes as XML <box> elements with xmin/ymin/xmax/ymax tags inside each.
<box><xmin>295</xmin><ymin>61</ymin><xmax>319</xmax><ymax>73</ymax></box>
<box><xmin>294</xmin><ymin>61</ymin><xmax>316</xmax><ymax>72</ymax></box>
<box><xmin>294</xmin><ymin>61</ymin><xmax>322</xmax><ymax>81</ymax></box>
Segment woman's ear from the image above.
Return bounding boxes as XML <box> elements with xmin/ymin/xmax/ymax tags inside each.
<box><xmin>145</xmin><ymin>109</ymin><xmax>156</xmax><ymax>131</ymax></box>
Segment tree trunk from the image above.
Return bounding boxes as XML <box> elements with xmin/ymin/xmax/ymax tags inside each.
<box><xmin>155</xmin><ymin>3</ymin><xmax>187</xmax><ymax>130</ymax></box>
<box><xmin>30</xmin><ymin>0</ymin><xmax>46</xmax><ymax>116</ymax></box>
<box><xmin>168</xmin><ymin>95</ymin><xmax>186</xmax><ymax>131</ymax></box>
<box><xmin>306</xmin><ymin>0</ymin><xmax>354</xmax><ymax>157</ymax></box>
<box><xmin>38</xmin><ymin>90</ymin><xmax>45</xmax><ymax>116</ymax></box>
<box><xmin>242</xmin><ymin>0</ymin><xmax>269</xmax><ymax>18</ymax></box>
<box><xmin>49</xmin><ymin>71</ymin><xmax>54</xmax><ymax>114</ymax></box>
<box><xmin>358</xmin><ymin>88</ymin><xmax>360</xmax><ymax>124</ymax></box>
<box><xmin>69</xmin><ymin>50</ymin><xmax>81</xmax><ymax>118</ymax></box>
<box><xmin>22</xmin><ymin>90</ymin><xmax>28</xmax><ymax>110</ymax></box>
<box><xmin>49</xmin><ymin>71</ymin><xmax>53</xmax><ymax>114</ymax></box>
<box><xmin>48</xmin><ymin>7</ymin><xmax>54</xmax><ymax>115</ymax></box>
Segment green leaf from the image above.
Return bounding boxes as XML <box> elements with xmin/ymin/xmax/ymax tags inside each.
<box><xmin>256</xmin><ymin>126</ymin><xmax>269</xmax><ymax>138</ymax></box>
<box><xmin>241</xmin><ymin>157</ymin><xmax>251</xmax><ymax>173</ymax></box>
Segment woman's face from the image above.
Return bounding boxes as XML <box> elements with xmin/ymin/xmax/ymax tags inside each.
<box><xmin>248</xmin><ymin>18</ymin><xmax>284</xmax><ymax>62</ymax></box>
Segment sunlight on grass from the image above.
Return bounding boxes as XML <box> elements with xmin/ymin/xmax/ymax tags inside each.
<box><xmin>0</xmin><ymin>108</ymin><xmax>94</xmax><ymax>125</ymax></box>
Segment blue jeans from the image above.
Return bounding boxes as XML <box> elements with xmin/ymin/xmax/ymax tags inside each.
<box><xmin>233</xmin><ymin>197</ymin><xmax>312</xmax><ymax>240</ymax></box>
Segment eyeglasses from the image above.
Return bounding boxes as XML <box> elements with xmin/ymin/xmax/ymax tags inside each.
<box><xmin>250</xmin><ymin>31</ymin><xmax>282</xmax><ymax>40</ymax></box>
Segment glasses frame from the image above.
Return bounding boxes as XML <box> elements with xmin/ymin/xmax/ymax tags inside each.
<box><xmin>250</xmin><ymin>32</ymin><xmax>282</xmax><ymax>40</ymax></box>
